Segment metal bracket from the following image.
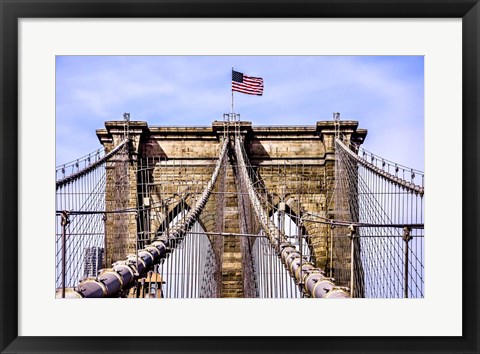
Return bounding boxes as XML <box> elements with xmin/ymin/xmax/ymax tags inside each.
<box><xmin>60</xmin><ymin>210</ymin><xmax>70</xmax><ymax>226</ymax></box>
<box><xmin>348</xmin><ymin>224</ymin><xmax>356</xmax><ymax>239</ymax></box>
<box><xmin>403</xmin><ymin>226</ymin><xmax>412</xmax><ymax>242</ymax></box>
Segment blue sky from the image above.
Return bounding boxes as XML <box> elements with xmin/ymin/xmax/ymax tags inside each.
<box><xmin>56</xmin><ymin>56</ymin><xmax>424</xmax><ymax>171</ymax></box>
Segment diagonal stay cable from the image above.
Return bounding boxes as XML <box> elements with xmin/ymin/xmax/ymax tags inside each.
<box><xmin>63</xmin><ymin>139</ymin><xmax>229</xmax><ymax>298</ymax></box>
<box><xmin>233</xmin><ymin>136</ymin><xmax>349</xmax><ymax>298</ymax></box>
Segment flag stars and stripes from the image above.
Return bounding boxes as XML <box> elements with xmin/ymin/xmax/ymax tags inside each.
<box><xmin>232</xmin><ymin>70</ymin><xmax>264</xmax><ymax>96</ymax></box>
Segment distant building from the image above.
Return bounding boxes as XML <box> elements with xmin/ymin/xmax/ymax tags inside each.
<box><xmin>83</xmin><ymin>246</ymin><xmax>104</xmax><ymax>278</ymax></box>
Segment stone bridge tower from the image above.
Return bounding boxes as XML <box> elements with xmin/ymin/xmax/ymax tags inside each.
<box><xmin>96</xmin><ymin>119</ymin><xmax>367</xmax><ymax>297</ymax></box>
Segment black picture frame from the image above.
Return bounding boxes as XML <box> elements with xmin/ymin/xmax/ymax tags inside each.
<box><xmin>1</xmin><ymin>1</ymin><xmax>478</xmax><ymax>353</ymax></box>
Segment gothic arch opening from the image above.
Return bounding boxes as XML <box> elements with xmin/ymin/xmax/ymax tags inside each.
<box><xmin>153</xmin><ymin>202</ymin><xmax>219</xmax><ymax>298</ymax></box>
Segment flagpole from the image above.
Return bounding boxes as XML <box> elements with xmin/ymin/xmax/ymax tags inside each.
<box><xmin>231</xmin><ymin>67</ymin><xmax>234</xmax><ymax>115</ymax></box>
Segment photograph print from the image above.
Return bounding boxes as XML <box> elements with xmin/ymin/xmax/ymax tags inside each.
<box><xmin>55</xmin><ymin>55</ymin><xmax>424</xmax><ymax>299</ymax></box>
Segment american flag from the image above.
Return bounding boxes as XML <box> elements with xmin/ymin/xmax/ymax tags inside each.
<box><xmin>232</xmin><ymin>70</ymin><xmax>264</xmax><ymax>96</ymax></box>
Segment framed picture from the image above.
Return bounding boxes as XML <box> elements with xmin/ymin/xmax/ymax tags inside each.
<box><xmin>1</xmin><ymin>1</ymin><xmax>478</xmax><ymax>353</ymax></box>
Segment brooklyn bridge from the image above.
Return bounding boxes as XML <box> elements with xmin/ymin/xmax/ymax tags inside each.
<box><xmin>55</xmin><ymin>113</ymin><xmax>424</xmax><ymax>299</ymax></box>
